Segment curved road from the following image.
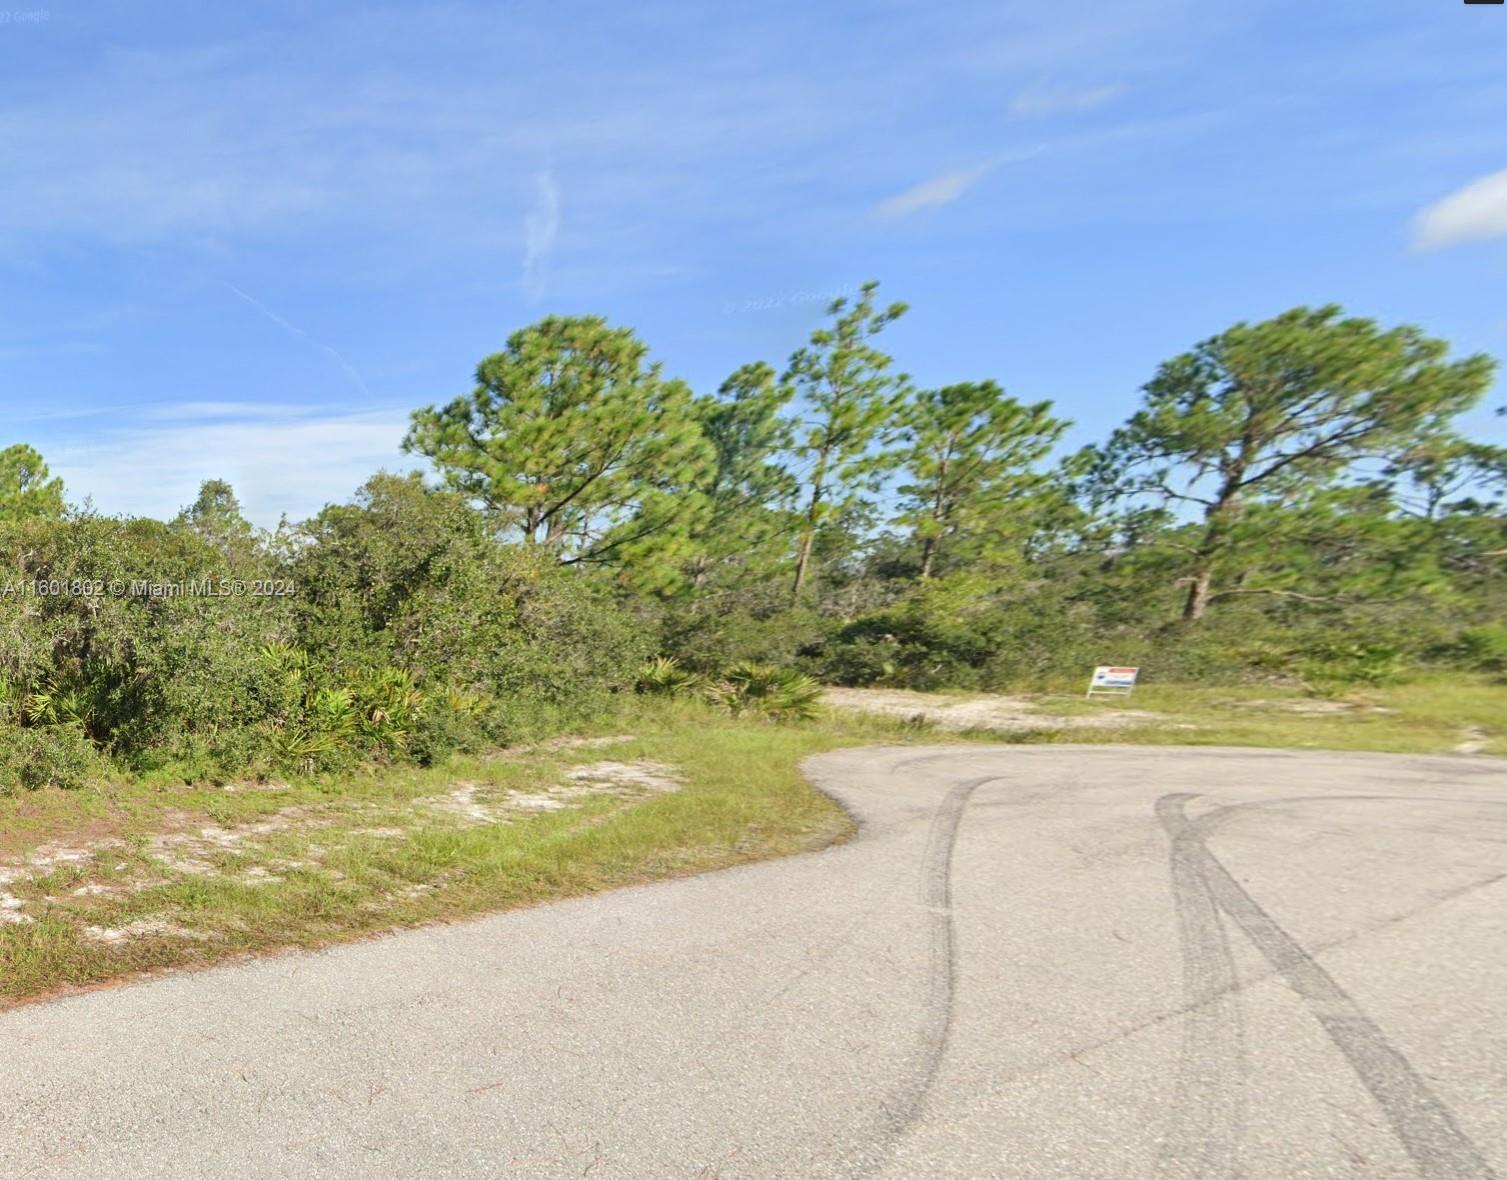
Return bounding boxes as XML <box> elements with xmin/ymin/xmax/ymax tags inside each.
<box><xmin>3</xmin><ymin>745</ymin><xmax>1505</xmax><ymax>1178</ymax></box>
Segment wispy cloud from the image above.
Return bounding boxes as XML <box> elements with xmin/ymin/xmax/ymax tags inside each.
<box><xmin>224</xmin><ymin>284</ymin><xmax>372</xmax><ymax>398</ymax></box>
<box><xmin>0</xmin><ymin>26</ymin><xmax>851</xmax><ymax>271</ymax></box>
<box><xmin>875</xmin><ymin>165</ymin><xmax>993</xmax><ymax>220</ymax></box>
<box><xmin>0</xmin><ymin>5</ymin><xmax>1207</xmax><ymax>283</ymax></box>
<box><xmin>49</xmin><ymin>403</ymin><xmax>416</xmax><ymax>526</ymax></box>
<box><xmin>142</xmin><ymin>401</ymin><xmax>338</xmax><ymax>422</ymax></box>
<box><xmin>522</xmin><ymin>168</ymin><xmax>561</xmax><ymax>300</ymax></box>
<box><xmin>1009</xmin><ymin>85</ymin><xmax>1122</xmax><ymax>117</ymax></box>
<box><xmin>1412</xmin><ymin>167</ymin><xmax>1507</xmax><ymax>250</ymax></box>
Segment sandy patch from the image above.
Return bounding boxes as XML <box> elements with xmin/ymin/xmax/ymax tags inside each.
<box><xmin>420</xmin><ymin>782</ymin><xmax>495</xmax><ymax>824</ymax></box>
<box><xmin>82</xmin><ymin>917</ymin><xmax>207</xmax><ymax>945</ymax></box>
<box><xmin>516</xmin><ymin>734</ymin><xmax>638</xmax><ymax>754</ymax></box>
<box><xmin>14</xmin><ymin>841</ymin><xmax>125</xmax><ymax>877</ymax></box>
<box><xmin>504</xmin><ymin>794</ymin><xmax>569</xmax><ymax>812</ymax></box>
<box><xmin>419</xmin><ymin>761</ymin><xmax>684</xmax><ymax>826</ymax></box>
<box><xmin>508</xmin><ymin>760</ymin><xmax>685</xmax><ymax>811</ymax></box>
<box><xmin>822</xmin><ymin>688</ymin><xmax>1159</xmax><ymax>732</ymax></box>
<box><xmin>1</xmin><ymin>758</ymin><xmax>686</xmax><ymax>934</ymax></box>
<box><xmin>1</xmin><ymin>892</ymin><xmax>31</xmax><ymax>925</ymax></box>
<box><xmin>1457</xmin><ymin>726</ymin><xmax>1489</xmax><ymax>756</ymax></box>
<box><xmin>0</xmin><ymin>841</ymin><xmax>133</xmax><ymax>922</ymax></box>
<box><xmin>147</xmin><ymin>806</ymin><xmax>334</xmax><ymax>874</ymax></box>
<box><xmin>564</xmin><ymin>761</ymin><xmax>682</xmax><ymax>792</ymax></box>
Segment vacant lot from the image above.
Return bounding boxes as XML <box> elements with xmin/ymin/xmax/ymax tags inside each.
<box><xmin>824</xmin><ymin>676</ymin><xmax>1506</xmax><ymax>757</ymax></box>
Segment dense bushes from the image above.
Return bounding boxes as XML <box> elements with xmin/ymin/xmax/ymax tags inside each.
<box><xmin>1</xmin><ymin>493</ymin><xmax>1497</xmax><ymax>794</ymax></box>
<box><xmin>646</xmin><ymin>559</ymin><xmax>1504</xmax><ymax>696</ymax></box>
<box><xmin>0</xmin><ymin>724</ymin><xmax>105</xmax><ymax>794</ymax></box>
<box><xmin>0</xmin><ymin>513</ymin><xmax>293</xmax><ymax>773</ymax></box>
<box><xmin>651</xmin><ymin>588</ymin><xmax>827</xmax><ymax>676</ymax></box>
<box><xmin>0</xmin><ymin>475</ymin><xmax>649</xmax><ymax>789</ymax></box>
<box><xmin>1433</xmin><ymin>624</ymin><xmax>1507</xmax><ymax>672</ymax></box>
<box><xmin>289</xmin><ymin>474</ymin><xmax>649</xmax><ymax>744</ymax></box>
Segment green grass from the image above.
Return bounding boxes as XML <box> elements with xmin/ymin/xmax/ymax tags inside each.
<box><xmin>0</xmin><ymin>702</ymin><xmax>907</xmax><ymax>1006</ymax></box>
<box><xmin>4</xmin><ymin>676</ymin><xmax>1500</xmax><ymax>1006</ymax></box>
<box><xmin>1026</xmin><ymin>676</ymin><xmax>1506</xmax><ymax>755</ymax></box>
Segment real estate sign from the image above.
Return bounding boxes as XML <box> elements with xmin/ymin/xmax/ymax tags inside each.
<box><xmin>1086</xmin><ymin>666</ymin><xmax>1139</xmax><ymax>697</ymax></box>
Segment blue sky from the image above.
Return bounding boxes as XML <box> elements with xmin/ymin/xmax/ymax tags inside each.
<box><xmin>3</xmin><ymin>0</ymin><xmax>1505</xmax><ymax>526</ymax></box>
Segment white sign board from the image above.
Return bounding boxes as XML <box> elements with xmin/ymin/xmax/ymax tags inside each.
<box><xmin>1087</xmin><ymin>666</ymin><xmax>1139</xmax><ymax>698</ymax></box>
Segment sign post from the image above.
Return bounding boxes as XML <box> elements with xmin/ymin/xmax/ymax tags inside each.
<box><xmin>1086</xmin><ymin>666</ymin><xmax>1139</xmax><ymax>698</ymax></box>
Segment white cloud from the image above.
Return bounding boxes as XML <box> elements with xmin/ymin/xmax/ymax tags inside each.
<box><xmin>1009</xmin><ymin>85</ymin><xmax>1122</xmax><ymax>117</ymax></box>
<box><xmin>522</xmin><ymin>168</ymin><xmax>561</xmax><ymax>300</ymax></box>
<box><xmin>1413</xmin><ymin>168</ymin><xmax>1507</xmax><ymax>250</ymax></box>
<box><xmin>875</xmin><ymin>165</ymin><xmax>992</xmax><ymax>220</ymax></box>
<box><xmin>49</xmin><ymin>404</ymin><xmax>418</xmax><ymax>527</ymax></box>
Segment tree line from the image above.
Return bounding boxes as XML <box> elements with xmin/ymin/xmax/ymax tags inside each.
<box><xmin>1</xmin><ymin>282</ymin><xmax>1503</xmax><ymax>787</ymax></box>
<box><xmin>400</xmin><ymin>282</ymin><xmax>1503</xmax><ymax>631</ymax></box>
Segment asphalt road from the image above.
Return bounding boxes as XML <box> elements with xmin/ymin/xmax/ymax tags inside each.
<box><xmin>3</xmin><ymin>745</ymin><xmax>1505</xmax><ymax>1179</ymax></box>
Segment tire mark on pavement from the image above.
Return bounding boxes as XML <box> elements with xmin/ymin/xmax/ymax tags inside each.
<box><xmin>866</xmin><ymin>775</ymin><xmax>994</xmax><ymax>1175</ymax></box>
<box><xmin>1157</xmin><ymin>793</ymin><xmax>1499</xmax><ymax>1180</ymax></box>
<box><xmin>1154</xmin><ymin>793</ymin><xmax>1249</xmax><ymax>1179</ymax></box>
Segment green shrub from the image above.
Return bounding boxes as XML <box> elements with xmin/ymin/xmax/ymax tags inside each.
<box><xmin>0</xmin><ymin>479</ymin><xmax>651</xmax><ymax>784</ymax></box>
<box><xmin>0</xmin><ymin>513</ymin><xmax>294</xmax><ymax>769</ymax></box>
<box><xmin>657</xmin><ymin>598</ymin><xmax>828</xmax><ymax>675</ymax></box>
<box><xmin>708</xmin><ymin>663</ymin><xmax>823</xmax><ymax>722</ymax></box>
<box><xmin>0</xmin><ymin>725</ymin><xmax>107</xmax><ymax>794</ymax></box>
<box><xmin>1435</xmin><ymin>625</ymin><xmax>1507</xmax><ymax>672</ymax></box>
<box><xmin>349</xmin><ymin>667</ymin><xmax>423</xmax><ymax>757</ymax></box>
<box><xmin>1297</xmin><ymin>641</ymin><xmax>1405</xmax><ymax>695</ymax></box>
<box><xmin>406</xmin><ymin>692</ymin><xmax>491</xmax><ymax>766</ymax></box>
<box><xmin>811</xmin><ymin>576</ymin><xmax>1110</xmax><ymax>691</ymax></box>
<box><xmin>291</xmin><ymin>474</ymin><xmax>647</xmax><ymax>732</ymax></box>
<box><xmin>635</xmin><ymin>656</ymin><xmax>704</xmax><ymax>696</ymax></box>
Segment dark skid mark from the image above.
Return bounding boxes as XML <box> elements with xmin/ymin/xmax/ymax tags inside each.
<box><xmin>1154</xmin><ymin>794</ymin><xmax>1249</xmax><ymax>1179</ymax></box>
<box><xmin>863</xmin><ymin>776</ymin><xmax>994</xmax><ymax>1176</ymax></box>
<box><xmin>1156</xmin><ymin>793</ymin><xmax>1498</xmax><ymax>1180</ymax></box>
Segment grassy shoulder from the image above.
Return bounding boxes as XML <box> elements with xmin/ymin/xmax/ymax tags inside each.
<box><xmin>0</xmin><ymin>702</ymin><xmax>907</xmax><ymax>1007</ymax></box>
<box><xmin>820</xmin><ymin>675</ymin><xmax>1505</xmax><ymax>755</ymax></box>
<box><xmin>4</xmin><ymin>676</ymin><xmax>1500</xmax><ymax>1006</ymax></box>
<box><xmin>1019</xmin><ymin>676</ymin><xmax>1505</xmax><ymax>756</ymax></box>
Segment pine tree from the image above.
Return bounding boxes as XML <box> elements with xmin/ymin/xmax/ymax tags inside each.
<box><xmin>897</xmin><ymin>382</ymin><xmax>1067</xmax><ymax>578</ymax></box>
<box><xmin>404</xmin><ymin>317</ymin><xmax>713</xmax><ymax>584</ymax></box>
<box><xmin>783</xmin><ymin>282</ymin><xmax>909</xmax><ymax>600</ymax></box>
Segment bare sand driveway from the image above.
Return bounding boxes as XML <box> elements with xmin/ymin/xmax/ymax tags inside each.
<box><xmin>3</xmin><ymin>745</ymin><xmax>1504</xmax><ymax>1178</ymax></box>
